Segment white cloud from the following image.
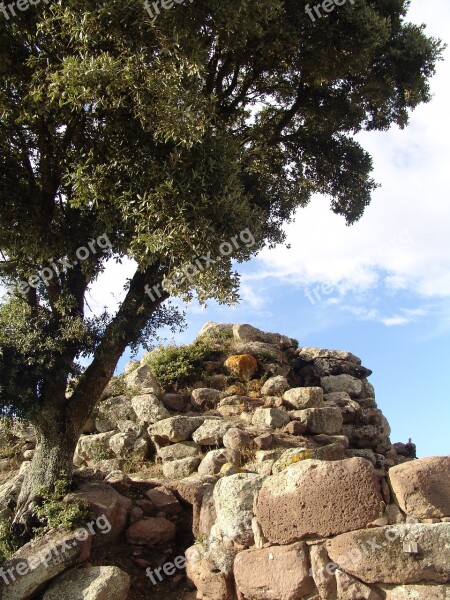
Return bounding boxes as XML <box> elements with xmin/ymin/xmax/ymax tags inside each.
<box><xmin>255</xmin><ymin>2</ymin><xmax>450</xmax><ymax>309</ymax></box>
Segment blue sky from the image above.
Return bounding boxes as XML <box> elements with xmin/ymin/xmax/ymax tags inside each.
<box><xmin>82</xmin><ymin>0</ymin><xmax>450</xmax><ymax>458</ymax></box>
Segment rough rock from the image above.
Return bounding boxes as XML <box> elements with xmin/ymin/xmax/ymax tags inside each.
<box><xmin>335</xmin><ymin>569</ymin><xmax>382</xmax><ymax>599</ymax></box>
<box><xmin>299</xmin><ymin>347</ymin><xmax>361</xmax><ymax>364</ymax></box>
<box><xmin>198</xmin><ymin>449</ymin><xmax>240</xmax><ymax>476</ymax></box>
<box><xmin>214</xmin><ymin>473</ymin><xmax>265</xmax><ymax>545</ymax></box>
<box><xmin>192</xmin><ymin>419</ymin><xmax>234</xmax><ymax>446</ymax></box>
<box><xmin>198</xmin><ymin>321</ymin><xmax>234</xmax><ymax>338</ymax></box>
<box><xmin>124</xmin><ymin>364</ymin><xmax>161</xmax><ymax>396</ymax></box>
<box><xmin>131</xmin><ymin>394</ymin><xmax>170</xmax><ymax>425</ymax></box>
<box><xmin>380</xmin><ymin>584</ymin><xmax>450</xmax><ymax>599</ymax></box>
<box><xmin>252</xmin><ymin>407</ymin><xmax>290</xmax><ymax>428</ymax></box>
<box><xmin>291</xmin><ymin>407</ymin><xmax>343</xmax><ymax>434</ymax></box>
<box><xmin>234</xmin><ymin>542</ymin><xmax>315</xmax><ymax>600</ymax></box>
<box><xmin>223</xmin><ymin>427</ymin><xmax>252</xmax><ymax>451</ymax></box>
<box><xmin>126</xmin><ymin>517</ymin><xmax>176</xmax><ymax>546</ymax></box>
<box><xmin>162</xmin><ymin>457</ymin><xmax>201</xmax><ymax>479</ymax></box>
<box><xmin>0</xmin><ymin>530</ymin><xmax>91</xmax><ymax>600</ymax></box>
<box><xmin>95</xmin><ymin>396</ymin><xmax>136</xmax><ymax>432</ymax></box>
<box><xmin>389</xmin><ymin>456</ymin><xmax>450</xmax><ymax>518</ymax></box>
<box><xmin>326</xmin><ymin>522</ymin><xmax>450</xmax><ymax>584</ymax></box>
<box><xmin>149</xmin><ymin>416</ymin><xmax>204</xmax><ymax>442</ymax></box>
<box><xmin>75</xmin><ymin>432</ymin><xmax>115</xmax><ymax>465</ymax></box>
<box><xmin>191</xmin><ymin>388</ymin><xmax>222</xmax><ymax>409</ymax></box>
<box><xmin>321</xmin><ymin>374</ymin><xmax>363</xmax><ymax>397</ymax></box>
<box><xmin>185</xmin><ymin>541</ymin><xmax>237</xmax><ymax>600</ymax></box>
<box><xmin>224</xmin><ymin>354</ymin><xmax>258</xmax><ymax>380</ymax></box>
<box><xmin>261</xmin><ymin>376</ymin><xmax>290</xmax><ymax>397</ymax></box>
<box><xmin>283</xmin><ymin>387</ymin><xmax>324</xmax><ymax>409</ymax></box>
<box><xmin>64</xmin><ymin>483</ymin><xmax>131</xmax><ymax>543</ymax></box>
<box><xmin>324</xmin><ymin>391</ymin><xmax>361</xmax><ymax>422</ymax></box>
<box><xmin>310</xmin><ymin>543</ymin><xmax>337</xmax><ymax>599</ymax></box>
<box><xmin>145</xmin><ymin>486</ymin><xmax>181</xmax><ymax>516</ymax></box>
<box><xmin>42</xmin><ymin>566</ymin><xmax>130</xmax><ymax>600</ymax></box>
<box><xmin>108</xmin><ymin>431</ymin><xmax>139</xmax><ymax>458</ymax></box>
<box><xmin>162</xmin><ymin>393</ymin><xmax>187</xmax><ymax>412</ymax></box>
<box><xmin>256</xmin><ymin>458</ymin><xmax>383</xmax><ymax>543</ymax></box>
<box><xmin>314</xmin><ymin>358</ymin><xmax>372</xmax><ymax>379</ymax></box>
<box><xmin>157</xmin><ymin>441</ymin><xmax>201</xmax><ymax>462</ymax></box>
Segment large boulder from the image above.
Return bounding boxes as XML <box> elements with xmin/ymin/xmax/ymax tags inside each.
<box><xmin>126</xmin><ymin>517</ymin><xmax>176</xmax><ymax>546</ymax></box>
<box><xmin>162</xmin><ymin>457</ymin><xmax>201</xmax><ymax>479</ymax></box>
<box><xmin>223</xmin><ymin>427</ymin><xmax>252</xmax><ymax>451</ymax></box>
<box><xmin>95</xmin><ymin>395</ymin><xmax>136</xmax><ymax>432</ymax></box>
<box><xmin>191</xmin><ymin>388</ymin><xmax>222</xmax><ymax>409</ymax></box>
<box><xmin>124</xmin><ymin>364</ymin><xmax>161</xmax><ymax>396</ymax></box>
<box><xmin>232</xmin><ymin>324</ymin><xmax>294</xmax><ymax>349</ymax></box>
<box><xmin>326</xmin><ymin>522</ymin><xmax>450</xmax><ymax>584</ymax></box>
<box><xmin>213</xmin><ymin>473</ymin><xmax>265</xmax><ymax>545</ymax></box>
<box><xmin>256</xmin><ymin>458</ymin><xmax>384</xmax><ymax>544</ymax></box>
<box><xmin>64</xmin><ymin>483</ymin><xmax>132</xmax><ymax>543</ymax></box>
<box><xmin>131</xmin><ymin>394</ymin><xmax>170</xmax><ymax>425</ymax></box>
<box><xmin>149</xmin><ymin>416</ymin><xmax>204</xmax><ymax>442</ymax></box>
<box><xmin>321</xmin><ymin>375</ymin><xmax>364</xmax><ymax>398</ymax></box>
<box><xmin>389</xmin><ymin>456</ymin><xmax>450</xmax><ymax>518</ymax></box>
<box><xmin>260</xmin><ymin>376</ymin><xmax>290</xmax><ymax>397</ymax></box>
<box><xmin>298</xmin><ymin>347</ymin><xmax>361</xmax><ymax>364</ymax></box>
<box><xmin>192</xmin><ymin>419</ymin><xmax>234</xmax><ymax>446</ymax></box>
<box><xmin>198</xmin><ymin>449</ymin><xmax>240</xmax><ymax>476</ymax></box>
<box><xmin>380</xmin><ymin>584</ymin><xmax>450</xmax><ymax>599</ymax></box>
<box><xmin>224</xmin><ymin>355</ymin><xmax>258</xmax><ymax>380</ymax></box>
<box><xmin>335</xmin><ymin>569</ymin><xmax>382</xmax><ymax>600</ymax></box>
<box><xmin>185</xmin><ymin>541</ymin><xmax>237</xmax><ymax>600</ymax></box>
<box><xmin>157</xmin><ymin>441</ymin><xmax>201</xmax><ymax>463</ymax></box>
<box><xmin>283</xmin><ymin>386</ymin><xmax>324</xmax><ymax>409</ymax></box>
<box><xmin>233</xmin><ymin>542</ymin><xmax>315</xmax><ymax>600</ymax></box>
<box><xmin>291</xmin><ymin>407</ymin><xmax>343</xmax><ymax>434</ymax></box>
<box><xmin>252</xmin><ymin>407</ymin><xmax>290</xmax><ymax>429</ymax></box>
<box><xmin>0</xmin><ymin>530</ymin><xmax>91</xmax><ymax>600</ymax></box>
<box><xmin>198</xmin><ymin>321</ymin><xmax>234</xmax><ymax>338</ymax></box>
<box><xmin>75</xmin><ymin>432</ymin><xmax>116</xmax><ymax>466</ymax></box>
<box><xmin>42</xmin><ymin>566</ymin><xmax>130</xmax><ymax>600</ymax></box>
<box><xmin>314</xmin><ymin>358</ymin><xmax>372</xmax><ymax>379</ymax></box>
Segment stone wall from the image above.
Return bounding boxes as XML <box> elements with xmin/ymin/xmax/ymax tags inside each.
<box><xmin>1</xmin><ymin>322</ymin><xmax>448</xmax><ymax>600</ymax></box>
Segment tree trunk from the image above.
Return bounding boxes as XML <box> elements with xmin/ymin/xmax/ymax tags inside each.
<box><xmin>13</xmin><ymin>420</ymin><xmax>80</xmax><ymax>534</ymax></box>
<box><xmin>13</xmin><ymin>268</ymin><xmax>169</xmax><ymax>533</ymax></box>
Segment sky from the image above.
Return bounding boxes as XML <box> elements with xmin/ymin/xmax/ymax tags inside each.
<box><xmin>5</xmin><ymin>1</ymin><xmax>448</xmax><ymax>457</ymax></box>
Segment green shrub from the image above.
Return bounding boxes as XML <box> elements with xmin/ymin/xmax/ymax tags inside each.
<box><xmin>33</xmin><ymin>480</ymin><xmax>92</xmax><ymax>534</ymax></box>
<box><xmin>145</xmin><ymin>339</ymin><xmax>220</xmax><ymax>390</ymax></box>
<box><xmin>0</xmin><ymin>521</ymin><xmax>22</xmax><ymax>564</ymax></box>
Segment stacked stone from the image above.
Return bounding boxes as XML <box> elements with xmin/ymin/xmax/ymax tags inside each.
<box><xmin>2</xmin><ymin>322</ymin><xmax>447</xmax><ymax>600</ymax></box>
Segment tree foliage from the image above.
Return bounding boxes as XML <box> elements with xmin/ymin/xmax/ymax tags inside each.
<box><xmin>0</xmin><ymin>0</ymin><xmax>443</xmax><ymax>424</ymax></box>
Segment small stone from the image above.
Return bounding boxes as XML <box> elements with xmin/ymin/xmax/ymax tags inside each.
<box><xmin>253</xmin><ymin>433</ymin><xmax>274</xmax><ymax>449</ymax></box>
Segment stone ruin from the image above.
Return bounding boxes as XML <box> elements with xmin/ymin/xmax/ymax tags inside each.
<box><xmin>0</xmin><ymin>322</ymin><xmax>449</xmax><ymax>599</ymax></box>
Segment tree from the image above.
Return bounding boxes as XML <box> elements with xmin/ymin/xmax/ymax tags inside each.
<box><xmin>0</xmin><ymin>0</ymin><xmax>443</xmax><ymax>528</ymax></box>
